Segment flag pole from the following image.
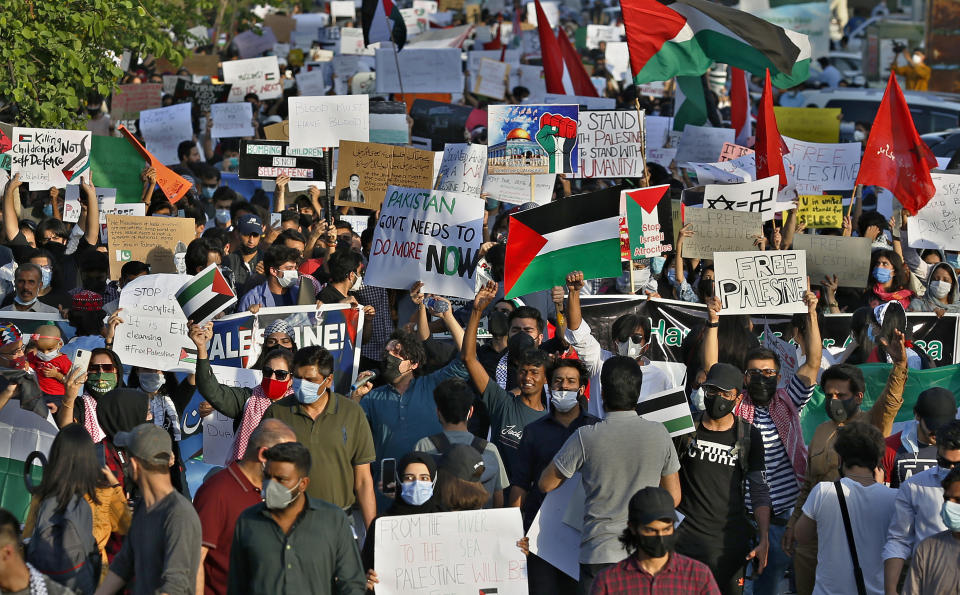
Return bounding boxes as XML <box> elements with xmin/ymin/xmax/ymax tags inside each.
<box><xmin>387</xmin><ymin>20</ymin><xmax>405</xmax><ymax>96</ymax></box>
<box><xmin>847</xmin><ymin>184</ymin><xmax>861</xmax><ymax>219</ymax></box>
<box><xmin>324</xmin><ymin>148</ymin><xmax>334</xmax><ymax>225</ymax></box>
<box><xmin>634</xmin><ymin>98</ymin><xmax>650</xmax><ymax>188</ymax></box>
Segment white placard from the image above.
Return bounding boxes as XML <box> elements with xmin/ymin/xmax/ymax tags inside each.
<box><xmin>514</xmin><ymin>64</ymin><xmax>547</xmax><ymax>104</ymax></box>
<box><xmin>112</xmin><ymin>274</ymin><xmax>196</xmax><ymax>371</ymax></box>
<box><xmin>604</xmin><ymin>41</ymin><xmax>630</xmax><ymax>81</ymax></box>
<box><xmin>295</xmin><ymin>68</ymin><xmax>329</xmax><ymax>96</ymax></box>
<box><xmin>482</xmin><ymin>174</ymin><xmax>555</xmax><ymax>205</ymax></box>
<box><xmin>374</xmin><ymin>48</ymin><xmax>463</xmax><ymax>94</ymax></box>
<box><xmin>210</xmin><ymin>102</ymin><xmax>255</xmax><ymax>138</ymax></box>
<box><xmin>62</xmin><ymin>186</ymin><xmax>82</xmax><ymax>223</ymax></box>
<box><xmin>221</xmin><ymin>56</ymin><xmax>282</xmax><ymax>102</ymax></box>
<box><xmin>715</xmin><ymin>250</ymin><xmax>808</xmax><ymax>315</ymax></box>
<box><xmin>702</xmin><ymin>175</ymin><xmax>782</xmax><ymax>221</ymax></box>
<box><xmin>781</xmin><ymin>135</ymin><xmax>861</xmax><ymax>194</ymax></box>
<box><xmin>526</xmin><ymin>474</ymin><xmax>583</xmax><ymax>580</ymax></box>
<box><xmin>675</xmin><ymin>125</ymin><xmax>735</xmax><ymax>167</ymax></box>
<box><xmin>585</xmin><ymin>24</ymin><xmax>622</xmax><ymax>48</ymax></box>
<box><xmin>574</xmin><ymin>110</ymin><xmax>644</xmax><ymax>179</ymax></box>
<box><xmin>288</xmin><ymin>95</ymin><xmax>369</xmax><ymax>149</ymax></box>
<box><xmin>907</xmin><ymin>173</ymin><xmax>960</xmax><ymax>250</ymax></box>
<box><xmin>526</xmin><ymin>1</ymin><xmax>558</xmax><ymax>26</ymax></box>
<box><xmin>413</xmin><ymin>0</ymin><xmax>438</xmax><ymax>13</ymax></box>
<box><xmin>139</xmin><ymin>103</ymin><xmax>194</xmax><ymax>166</ymax></box>
<box><xmin>339</xmin><ymin>27</ymin><xmax>373</xmax><ymax>55</ymax></box>
<box><xmin>340</xmin><ymin>214</ymin><xmax>370</xmax><ymax>235</ymax></box>
<box><xmin>202</xmin><ymin>365</ymin><xmax>262</xmax><ymax>466</ymax></box>
<box><xmin>474</xmin><ymin>58</ymin><xmax>511</xmax><ymax>100</ymax></box>
<box><xmin>374</xmin><ymin>509</ymin><xmax>528</xmax><ymax>595</ymax></box>
<box><xmin>330</xmin><ymin>0</ymin><xmax>356</xmax><ymax>20</ymax></box>
<box><xmin>645</xmin><ymin>116</ymin><xmax>672</xmax><ymax>149</ymax></box>
<box><xmin>10</xmin><ymin>128</ymin><xmax>91</xmax><ymax>191</ymax></box>
<box><xmin>647</xmin><ymin>147</ymin><xmax>677</xmax><ymax>168</ymax></box>
<box><xmin>435</xmin><ymin>143</ymin><xmax>486</xmax><ymax>196</ymax></box>
<box><xmin>468</xmin><ymin>50</ymin><xmax>521</xmax><ymax>88</ymax></box>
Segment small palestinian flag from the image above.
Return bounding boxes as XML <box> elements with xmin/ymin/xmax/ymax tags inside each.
<box><xmin>179</xmin><ymin>347</ymin><xmax>198</xmax><ymax>365</ymax></box>
<box><xmin>624</xmin><ymin>185</ymin><xmax>673</xmax><ymax>261</ymax></box>
<box><xmin>504</xmin><ymin>187</ymin><xmax>622</xmax><ymax>299</ymax></box>
<box><xmin>175</xmin><ymin>264</ymin><xmax>236</xmax><ymax>326</ymax></box>
<box><xmin>636</xmin><ymin>388</ymin><xmax>695</xmax><ymax>436</ymax></box>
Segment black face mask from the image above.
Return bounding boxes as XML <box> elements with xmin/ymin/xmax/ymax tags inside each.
<box><xmin>825</xmin><ymin>397</ymin><xmax>860</xmax><ymax>423</ymax></box>
<box><xmin>239</xmin><ymin>243</ymin><xmax>259</xmax><ymax>255</ymax></box>
<box><xmin>43</xmin><ymin>241</ymin><xmax>66</xmax><ymax>256</ymax></box>
<box><xmin>746</xmin><ymin>376</ymin><xmax>778</xmax><ymax>406</ymax></box>
<box><xmin>703</xmin><ymin>394</ymin><xmax>736</xmax><ymax>420</ymax></box>
<box><xmin>380</xmin><ymin>354</ymin><xmax>405</xmax><ymax>384</ymax></box>
<box><xmin>636</xmin><ymin>532</ymin><xmax>677</xmax><ymax>558</ymax></box>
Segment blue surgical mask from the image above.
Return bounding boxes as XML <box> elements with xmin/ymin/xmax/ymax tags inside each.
<box><xmin>40</xmin><ymin>266</ymin><xmax>52</xmax><ymax>289</ymax></box>
<box><xmin>947</xmin><ymin>253</ymin><xmax>960</xmax><ymax>269</ymax></box>
<box><xmin>215</xmin><ymin>208</ymin><xmax>230</xmax><ymax>225</ymax></box>
<box><xmin>227</xmin><ymin>157</ymin><xmax>239</xmax><ymax>171</ymax></box>
<box><xmin>666</xmin><ymin>269</ymin><xmax>677</xmax><ymax>285</ymax></box>
<box><xmin>400</xmin><ymin>479</ymin><xmax>435</xmax><ymax>506</ymax></box>
<box><xmin>292</xmin><ymin>377</ymin><xmax>325</xmax><ymax>404</ymax></box>
<box><xmin>649</xmin><ymin>256</ymin><xmax>666</xmax><ymax>275</ymax></box>
<box><xmin>872</xmin><ymin>266</ymin><xmax>893</xmax><ymax>283</ymax></box>
<box><xmin>867</xmin><ymin>325</ymin><xmax>876</xmax><ymax>343</ymax></box>
<box><xmin>139</xmin><ymin>372</ymin><xmax>165</xmax><ymax>394</ymax></box>
<box><xmin>941</xmin><ymin>500</ymin><xmax>960</xmax><ymax>531</ymax></box>
<box><xmin>203</xmin><ymin>186</ymin><xmax>217</xmax><ymax>199</ymax></box>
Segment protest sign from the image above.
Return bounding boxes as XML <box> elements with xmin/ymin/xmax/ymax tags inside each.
<box><xmin>330</xmin><ymin>0</ymin><xmax>356</xmax><ymax>20</ymax></box>
<box><xmin>573</xmin><ymin>110</ymin><xmax>644</xmax><ymax>179</ymax></box>
<box><xmin>488</xmin><ymin>104</ymin><xmax>579</xmax><ymax>175</ymax></box>
<box><xmin>374</xmin><ymin>508</ymin><xmax>527</xmax><ymax>595</ymax></box>
<box><xmin>210</xmin><ymin>102</ymin><xmax>255</xmax><ymax>139</ymax></box>
<box><xmin>334</xmin><ymin>141</ymin><xmax>435</xmax><ymax>209</ymax></box>
<box><xmin>295</xmin><ymin>68</ymin><xmax>329</xmax><ymax>96</ymax></box>
<box><xmin>202</xmin><ymin>366</ymin><xmax>261</xmax><ymax>466</ymax></box>
<box><xmin>91</xmin><ymin>135</ymin><xmax>144</xmax><ymax>204</ymax></box>
<box><xmin>907</xmin><ymin>173</ymin><xmax>960</xmax><ymax>250</ymax></box>
<box><xmin>714</xmin><ymin>250</ymin><xmax>808</xmax><ymax>315</ymax></box>
<box><xmin>689</xmin><ymin>153</ymin><xmax>756</xmax><ymax>185</ymax></box>
<box><xmin>62</xmin><ymin>185</ymin><xmax>81</xmax><ymax>223</ymax></box>
<box><xmin>181</xmin><ymin>53</ymin><xmax>220</xmax><ymax>77</ymax></box>
<box><xmin>473</xmin><ymin>58</ymin><xmax>511</xmax><ymax>100</ymax></box>
<box><xmin>111</xmin><ymin>84</ymin><xmax>162</xmax><ymax>120</ymax></box>
<box><xmin>117</xmin><ymin>125</ymin><xmax>192</xmax><ymax>203</ymax></box>
<box><xmin>781</xmin><ymin>136</ymin><xmax>861</xmax><ymax>194</ymax></box>
<box><xmin>263</xmin><ymin>120</ymin><xmax>289</xmax><ymax>141</ymax></box>
<box><xmin>339</xmin><ymin>28</ymin><xmax>372</xmax><ymax>55</ymax></box>
<box><xmin>435</xmin><ymin>143</ymin><xmax>486</xmax><ymax>196</ymax></box>
<box><xmin>468</xmin><ymin>50</ymin><xmax>521</xmax><ymax>85</ymax></box>
<box><xmin>96</xmin><ymin>192</ymin><xmax>146</xmax><ymax>243</ymax></box>
<box><xmin>680</xmin><ymin>208</ymin><xmax>763</xmax><ymax>260</ymax></box>
<box><xmin>264</xmin><ymin>14</ymin><xmax>296</xmax><ymax>42</ymax></box>
<box><xmin>675</xmin><ymin>125</ymin><xmax>735</xmax><ymax>167</ymax></box>
<box><xmin>221</xmin><ymin>56</ymin><xmax>282</xmax><ymax>102</ymax></box>
<box><xmin>106</xmin><ymin>215</ymin><xmax>195</xmax><ymax>279</ymax></box>
<box><xmin>702</xmin><ymin>175</ymin><xmax>781</xmax><ymax>221</ymax></box>
<box><xmin>526</xmin><ymin>475</ymin><xmax>582</xmax><ymax>580</ymax></box>
<box><xmin>340</xmin><ymin>215</ymin><xmax>370</xmax><ymax>235</ymax></box>
<box><xmin>647</xmin><ymin>147</ymin><xmax>677</xmax><ymax>169</ymax></box>
<box><xmin>645</xmin><ymin>116</ymin><xmax>671</xmax><ymax>150</ymax></box>
<box><xmin>792</xmin><ymin>234</ymin><xmax>871</xmax><ymax>288</ymax></box>
<box><xmin>370</xmin><ymin>101</ymin><xmax>409</xmax><ymax>145</ymax></box>
<box><xmin>410</xmin><ymin>100</ymin><xmax>473</xmax><ymax>151</ymax></box>
<box><xmin>482</xmin><ymin>174</ymin><xmax>555</xmax><ymax>205</ymax></box>
<box><xmin>10</xmin><ymin>128</ymin><xmax>91</xmax><ymax>191</ymax></box>
<box><xmin>238</xmin><ymin>140</ymin><xmax>325</xmax><ymax>181</ymax></box>
<box><xmin>624</xmin><ymin>185</ymin><xmax>673</xmax><ymax>259</ymax></box>
<box><xmin>797</xmin><ymin>195</ymin><xmax>843</xmax><ymax>228</ymax></box>
<box><xmin>161</xmin><ymin>75</ymin><xmax>188</xmax><ymax>96</ymax></box>
<box><xmin>718</xmin><ymin>142</ymin><xmax>754</xmax><ymax>162</ymax></box>
<box><xmin>139</xmin><ymin>103</ymin><xmax>193</xmax><ymax>166</ymax></box>
<box><xmin>232</xmin><ymin>28</ymin><xmax>278</xmax><ymax>59</ymax></box>
<box><xmin>773</xmin><ymin>107</ymin><xmax>841</xmax><ymax>143</ymax></box>
<box><xmin>173</xmin><ymin>80</ymin><xmax>232</xmax><ymax>110</ymax></box>
<box><xmin>289</xmin><ymin>95</ymin><xmax>369</xmax><ymax>149</ymax></box>
<box><xmin>366</xmin><ymin>186</ymin><xmax>485</xmax><ymax>299</ymax></box>
<box><xmin>111</xmin><ymin>273</ymin><xmax>196</xmax><ymax>371</ymax></box>
<box><xmin>374</xmin><ymin>48</ymin><xmax>463</xmax><ymax>94</ymax></box>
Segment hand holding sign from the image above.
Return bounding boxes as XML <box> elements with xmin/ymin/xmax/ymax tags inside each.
<box><xmin>536</xmin><ymin>113</ymin><xmax>577</xmax><ymax>174</ymax></box>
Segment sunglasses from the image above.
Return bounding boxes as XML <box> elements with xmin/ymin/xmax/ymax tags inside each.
<box><xmin>88</xmin><ymin>363</ymin><xmax>116</xmax><ymax>373</ymax></box>
<box><xmin>262</xmin><ymin>367</ymin><xmax>291</xmax><ymax>380</ymax></box>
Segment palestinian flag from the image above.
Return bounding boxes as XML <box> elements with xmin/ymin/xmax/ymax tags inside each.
<box><xmin>0</xmin><ymin>402</ymin><xmax>59</xmax><ymax>521</ymax></box>
<box><xmin>636</xmin><ymin>388</ymin><xmax>695</xmax><ymax>436</ymax></box>
<box><xmin>505</xmin><ymin>187</ymin><xmax>622</xmax><ymax>298</ymax></box>
<box><xmin>179</xmin><ymin>347</ymin><xmax>198</xmax><ymax>365</ymax></box>
<box><xmin>622</xmin><ymin>0</ymin><xmax>810</xmax><ymax>89</ymax></box>
<box><xmin>624</xmin><ymin>185</ymin><xmax>673</xmax><ymax>261</ymax></box>
<box><xmin>176</xmin><ymin>264</ymin><xmax>237</xmax><ymax>326</ymax></box>
<box><xmin>362</xmin><ymin>0</ymin><xmax>406</xmax><ymax>50</ymax></box>
<box><xmin>672</xmin><ymin>75</ymin><xmax>708</xmax><ymax>132</ymax></box>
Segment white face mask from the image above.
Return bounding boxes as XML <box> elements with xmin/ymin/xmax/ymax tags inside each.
<box><xmin>912</xmin><ymin>54</ymin><xmax>923</xmax><ymax>65</ymax></box>
<box><xmin>550</xmin><ymin>389</ymin><xmax>580</xmax><ymax>412</ymax></box>
<box><xmin>351</xmin><ymin>272</ymin><xmax>364</xmax><ymax>292</ymax></box>
<box><xmin>930</xmin><ymin>279</ymin><xmax>952</xmax><ymax>299</ymax></box>
<box><xmin>36</xmin><ymin>349</ymin><xmax>61</xmax><ymax>362</ymax></box>
<box><xmin>276</xmin><ymin>269</ymin><xmax>298</xmax><ymax>288</ymax></box>
<box><xmin>853</xmin><ymin>129</ymin><xmax>866</xmax><ymax>142</ymax></box>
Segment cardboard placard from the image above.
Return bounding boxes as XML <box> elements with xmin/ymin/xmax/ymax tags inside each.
<box><xmin>221</xmin><ymin>56</ymin><xmax>282</xmax><ymax>102</ymax></box>
<box><xmin>473</xmin><ymin>58</ymin><xmax>510</xmax><ymax>100</ymax></box>
<box><xmin>180</xmin><ymin>53</ymin><xmax>220</xmax><ymax>77</ymax></box>
<box><xmin>481</xmin><ymin>174</ymin><xmax>556</xmax><ymax>205</ymax></box>
<box><xmin>680</xmin><ymin>208</ymin><xmax>763</xmax><ymax>260</ymax></box>
<box><xmin>139</xmin><ymin>103</ymin><xmax>194</xmax><ymax>166</ymax></box>
<box><xmin>714</xmin><ymin>250</ymin><xmax>808</xmax><ymax>315</ymax></box>
<box><xmin>289</xmin><ymin>95</ymin><xmax>369</xmax><ymax>149</ymax></box>
<box><xmin>263</xmin><ymin>120</ymin><xmax>290</xmax><ymax>141</ymax></box>
<box><xmin>702</xmin><ymin>175</ymin><xmax>782</xmax><ymax>222</ymax></box>
<box><xmin>487</xmin><ymin>104</ymin><xmax>580</xmax><ymax>175</ymax></box>
<box><xmin>106</xmin><ymin>215</ymin><xmax>196</xmax><ymax>279</ymax></box>
<box><xmin>792</xmin><ymin>234</ymin><xmax>871</xmax><ymax>288</ymax></box>
<box><xmin>906</xmin><ymin>173</ymin><xmax>960</xmax><ymax>250</ymax></box>
<box><xmin>434</xmin><ymin>143</ymin><xmax>486</xmax><ymax>196</ymax></box>
<box><xmin>718</xmin><ymin>142</ymin><xmax>754</xmax><ymax>162</ymax></box>
<box><xmin>334</xmin><ymin>141</ymin><xmax>435</xmax><ymax>209</ymax></box>
<box><xmin>118</xmin><ymin>125</ymin><xmax>192</xmax><ymax>203</ymax></box>
<box><xmin>238</xmin><ymin>140</ymin><xmax>325</xmax><ymax>181</ymax></box>
<box><xmin>111</xmin><ymin>84</ymin><xmax>163</xmax><ymax>121</ymax></box>
<box><xmin>264</xmin><ymin>15</ymin><xmax>296</xmax><ymax>43</ymax></box>
<box><xmin>773</xmin><ymin>107</ymin><xmax>841</xmax><ymax>144</ymax></box>
<box><xmin>573</xmin><ymin>110</ymin><xmax>644</xmax><ymax>179</ymax></box>
<box><xmin>9</xmin><ymin>128</ymin><xmax>91</xmax><ymax>191</ymax></box>
<box><xmin>797</xmin><ymin>195</ymin><xmax>843</xmax><ymax>228</ymax></box>
<box><xmin>173</xmin><ymin>80</ymin><xmax>232</xmax><ymax>110</ymax></box>
<box><xmin>210</xmin><ymin>102</ymin><xmax>255</xmax><ymax>138</ymax></box>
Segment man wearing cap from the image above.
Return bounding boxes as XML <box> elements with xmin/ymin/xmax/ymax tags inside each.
<box><xmin>591</xmin><ymin>487</ymin><xmax>721</xmax><ymax>595</ymax></box>
<box><xmin>225</xmin><ymin>212</ymin><xmax>264</xmax><ymax>293</ymax></box>
<box><xmin>96</xmin><ymin>424</ymin><xmax>202</xmax><ymax>595</ymax></box>
<box><xmin>0</xmin><ymin>264</ymin><xmax>58</xmax><ymax>313</ymax></box>
<box><xmin>883</xmin><ymin>387</ymin><xmax>958</xmax><ymax>488</ymax></box>
<box><xmin>675</xmin><ymin>363</ymin><xmax>770</xmax><ymax>594</ymax></box>
<box><xmin>239</xmin><ymin>244</ymin><xmax>311</xmax><ymax>310</ymax></box>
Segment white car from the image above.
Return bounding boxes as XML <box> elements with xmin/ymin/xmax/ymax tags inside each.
<box><xmin>799</xmin><ymin>88</ymin><xmax>960</xmax><ymax>139</ymax></box>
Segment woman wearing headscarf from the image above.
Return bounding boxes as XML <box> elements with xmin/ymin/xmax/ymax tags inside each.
<box><xmin>57</xmin><ymin>348</ymin><xmax>124</xmax><ymax>440</ymax></box>
<box><xmin>866</xmin><ymin>249</ymin><xmax>914</xmax><ymax>309</ymax></box>
<box><xmin>95</xmin><ymin>387</ymin><xmax>150</xmax><ymax>494</ymax></box>
<box><xmin>910</xmin><ymin>262</ymin><xmax>960</xmax><ymax>315</ymax></box>
<box><xmin>250</xmin><ymin>319</ymin><xmax>297</xmax><ymax>369</ymax></box>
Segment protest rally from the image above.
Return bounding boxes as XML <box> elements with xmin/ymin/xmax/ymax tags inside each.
<box><xmin>1</xmin><ymin>0</ymin><xmax>960</xmax><ymax>592</ymax></box>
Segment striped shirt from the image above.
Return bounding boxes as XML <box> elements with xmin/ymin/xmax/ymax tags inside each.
<box><xmin>746</xmin><ymin>375</ymin><xmax>814</xmax><ymax>516</ymax></box>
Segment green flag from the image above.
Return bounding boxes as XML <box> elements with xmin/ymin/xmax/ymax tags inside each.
<box><xmin>92</xmin><ymin>135</ymin><xmax>145</xmax><ymax>204</ymax></box>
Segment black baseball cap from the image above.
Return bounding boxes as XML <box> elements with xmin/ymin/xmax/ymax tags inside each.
<box><xmin>628</xmin><ymin>486</ymin><xmax>676</xmax><ymax>526</ymax></box>
<box><xmin>915</xmin><ymin>388</ymin><xmax>958</xmax><ymax>435</ymax></box>
<box><xmin>702</xmin><ymin>363</ymin><xmax>744</xmax><ymax>393</ymax></box>
<box><xmin>439</xmin><ymin>444</ymin><xmax>485</xmax><ymax>482</ymax></box>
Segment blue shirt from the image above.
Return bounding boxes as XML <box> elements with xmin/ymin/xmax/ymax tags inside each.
<box><xmin>238</xmin><ymin>280</ymin><xmax>300</xmax><ymax>310</ymax></box>
<box><xmin>360</xmin><ymin>358</ymin><xmax>469</xmax><ymax>481</ymax></box>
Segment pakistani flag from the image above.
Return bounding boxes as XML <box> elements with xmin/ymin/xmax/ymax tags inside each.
<box><xmin>504</xmin><ymin>187</ymin><xmax>622</xmax><ymax>298</ymax></box>
<box><xmin>624</xmin><ymin>185</ymin><xmax>673</xmax><ymax>260</ymax></box>
<box><xmin>622</xmin><ymin>0</ymin><xmax>810</xmax><ymax>89</ymax></box>
<box><xmin>637</xmin><ymin>387</ymin><xmax>695</xmax><ymax>436</ymax></box>
<box><xmin>176</xmin><ymin>264</ymin><xmax>236</xmax><ymax>326</ymax></box>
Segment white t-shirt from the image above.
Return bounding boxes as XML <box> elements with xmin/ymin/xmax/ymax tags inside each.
<box><xmin>803</xmin><ymin>478</ymin><xmax>898</xmax><ymax>595</ymax></box>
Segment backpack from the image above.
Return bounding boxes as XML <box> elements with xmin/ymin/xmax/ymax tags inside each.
<box><xmin>427</xmin><ymin>433</ymin><xmax>488</xmax><ymax>457</ymax></box>
<box><xmin>675</xmin><ymin>412</ymin><xmax>753</xmax><ymax>499</ymax></box>
<box><xmin>26</xmin><ymin>495</ymin><xmax>101</xmax><ymax>595</ymax></box>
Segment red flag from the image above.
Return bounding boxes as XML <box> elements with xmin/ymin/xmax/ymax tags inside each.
<box><xmin>754</xmin><ymin>69</ymin><xmax>788</xmax><ymax>188</ymax></box>
<box><xmin>855</xmin><ymin>73</ymin><xmax>937</xmax><ymax>215</ymax></box>
<box><xmin>534</xmin><ymin>0</ymin><xmax>566</xmax><ymax>94</ymax></box>
<box><xmin>483</xmin><ymin>21</ymin><xmax>502</xmax><ymax>50</ymax></box>
<box><xmin>557</xmin><ymin>26</ymin><xmax>599</xmax><ymax>97</ymax></box>
<box><xmin>730</xmin><ymin>67</ymin><xmax>750</xmax><ymax>146</ymax></box>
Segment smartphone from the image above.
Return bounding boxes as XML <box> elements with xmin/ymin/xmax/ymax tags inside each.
<box><xmin>71</xmin><ymin>349</ymin><xmax>92</xmax><ymax>376</ymax></box>
<box><xmin>381</xmin><ymin>458</ymin><xmax>397</xmax><ymax>495</ymax></box>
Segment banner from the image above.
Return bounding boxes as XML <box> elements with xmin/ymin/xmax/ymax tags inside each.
<box><xmin>366</xmin><ymin>186</ymin><xmax>485</xmax><ymax>299</ymax></box>
<box><xmin>435</xmin><ymin>143</ymin><xmax>486</xmax><ymax>197</ymax></box>
<box><xmin>773</xmin><ymin>107</ymin><xmax>841</xmax><ymax>144</ymax></box>
<box><xmin>221</xmin><ymin>56</ymin><xmax>282</xmax><ymax>101</ymax></box>
<box><xmin>680</xmin><ymin>208</ymin><xmax>763</xmax><ymax>260</ymax></box>
<box><xmin>792</xmin><ymin>234</ymin><xmax>871</xmax><ymax>288</ymax></box>
<box><xmin>111</xmin><ymin>84</ymin><xmax>162</xmax><ymax>120</ymax></box>
<box><xmin>334</xmin><ymin>141</ymin><xmax>435</xmax><ymax>210</ymax></box>
<box><xmin>487</xmin><ymin>104</ymin><xmax>579</xmax><ymax>175</ymax></box>
<box><xmin>105</xmin><ymin>215</ymin><xmax>194</xmax><ymax>278</ymax></box>
<box><xmin>703</xmin><ymin>175</ymin><xmax>781</xmax><ymax>222</ymax></box>
<box><xmin>796</xmin><ymin>195</ymin><xmax>842</xmax><ymax>228</ymax></box>
<box><xmin>238</xmin><ymin>140</ymin><xmax>325</xmax><ymax>182</ymax></box>
<box><xmin>172</xmin><ymin>80</ymin><xmax>231</xmax><ymax>110</ymax></box>
<box><xmin>907</xmin><ymin>173</ymin><xmax>960</xmax><ymax>250</ymax></box>
<box><xmin>573</xmin><ymin>110</ymin><xmax>644</xmax><ymax>179</ymax></box>
<box><xmin>139</xmin><ymin>103</ymin><xmax>193</xmax><ymax>166</ymax></box>
<box><xmin>374</xmin><ymin>509</ymin><xmax>528</xmax><ymax>595</ymax></box>
<box><xmin>10</xmin><ymin>128</ymin><xmax>91</xmax><ymax>191</ymax></box>
<box><xmin>289</xmin><ymin>95</ymin><xmax>369</xmax><ymax>150</ymax></box>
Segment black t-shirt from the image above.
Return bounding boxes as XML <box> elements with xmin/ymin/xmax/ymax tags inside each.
<box><xmin>676</xmin><ymin>423</ymin><xmax>764</xmax><ymax>547</ymax></box>
<box><xmin>891</xmin><ymin>442</ymin><xmax>939</xmax><ymax>488</ymax></box>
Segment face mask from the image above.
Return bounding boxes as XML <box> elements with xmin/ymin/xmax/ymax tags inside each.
<box><xmin>616</xmin><ymin>337</ymin><xmax>646</xmax><ymax>360</ymax></box>
<box><xmin>263</xmin><ymin>478</ymin><xmax>300</xmax><ymax>510</ymax></box>
<box><xmin>930</xmin><ymin>280</ymin><xmax>951</xmax><ymax>299</ymax></box>
<box><xmin>912</xmin><ymin>55</ymin><xmax>922</xmax><ymax>65</ymax></box>
<box><xmin>204</xmin><ymin>187</ymin><xmax>218</xmax><ymax>200</ymax></box>
<box><xmin>636</xmin><ymin>532</ymin><xmax>677</xmax><ymax>558</ymax></box>
<box><xmin>381</xmin><ymin>354</ymin><xmax>406</xmax><ymax>384</ymax></box>
<box><xmin>853</xmin><ymin>129</ymin><xmax>866</xmax><ymax>142</ymax></box>
<box><xmin>35</xmin><ymin>349</ymin><xmax>60</xmax><ymax>362</ymax></box>
<box><xmin>400</xmin><ymin>479</ymin><xmax>435</xmax><ymax>506</ymax></box>
<box><xmin>350</xmin><ymin>273</ymin><xmax>364</xmax><ymax>292</ymax></box>
<box><xmin>550</xmin><ymin>389</ymin><xmax>579</xmax><ymax>413</ymax></box>
<box><xmin>825</xmin><ymin>397</ymin><xmax>860</xmax><ymax>423</ymax></box>
<box><xmin>866</xmin><ymin>324</ymin><xmax>877</xmax><ymax>343</ymax></box>
<box><xmin>40</xmin><ymin>266</ymin><xmax>52</xmax><ymax>289</ymax></box>
<box><xmin>43</xmin><ymin>241</ymin><xmax>65</xmax><ymax>256</ymax></box>
<box><xmin>292</xmin><ymin>378</ymin><xmax>325</xmax><ymax>404</ymax></box>
<box><xmin>262</xmin><ymin>377</ymin><xmax>290</xmax><ymax>400</ymax></box>
<box><xmin>42</xmin><ymin>203</ymin><xmax>53</xmax><ymax>217</ymax></box>
<box><xmin>947</xmin><ymin>253</ymin><xmax>960</xmax><ymax>269</ymax></box>
<box><xmin>275</xmin><ymin>269</ymin><xmax>298</xmax><ymax>288</ymax></box>
<box><xmin>139</xmin><ymin>372</ymin><xmax>165</xmax><ymax>394</ymax></box>
<box><xmin>86</xmin><ymin>372</ymin><xmax>118</xmax><ymax>396</ymax></box>
<box><xmin>214</xmin><ymin>208</ymin><xmax>230</xmax><ymax>224</ymax></box>
<box><xmin>666</xmin><ymin>269</ymin><xmax>677</xmax><ymax>285</ymax></box>
<box><xmin>239</xmin><ymin>243</ymin><xmax>259</xmax><ymax>255</ymax></box>
<box><xmin>14</xmin><ymin>294</ymin><xmax>38</xmax><ymax>307</ymax></box>
<box><xmin>227</xmin><ymin>157</ymin><xmax>239</xmax><ymax>171</ymax></box>
<box><xmin>746</xmin><ymin>375</ymin><xmax>778</xmax><ymax>406</ymax></box>
<box><xmin>649</xmin><ymin>256</ymin><xmax>666</xmax><ymax>275</ymax></box>
<box><xmin>872</xmin><ymin>266</ymin><xmax>893</xmax><ymax>283</ymax></box>
<box><xmin>703</xmin><ymin>393</ymin><xmax>736</xmax><ymax>420</ymax></box>
<box><xmin>689</xmin><ymin>386</ymin><xmax>706</xmax><ymax>411</ymax></box>
<box><xmin>941</xmin><ymin>500</ymin><xmax>960</xmax><ymax>531</ymax></box>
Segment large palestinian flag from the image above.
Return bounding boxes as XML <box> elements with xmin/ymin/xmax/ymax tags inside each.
<box><xmin>621</xmin><ymin>0</ymin><xmax>810</xmax><ymax>89</ymax></box>
<box><xmin>504</xmin><ymin>187</ymin><xmax>622</xmax><ymax>298</ymax></box>
<box><xmin>362</xmin><ymin>0</ymin><xmax>406</xmax><ymax>49</ymax></box>
<box><xmin>624</xmin><ymin>185</ymin><xmax>673</xmax><ymax>260</ymax></box>
<box><xmin>176</xmin><ymin>264</ymin><xmax>236</xmax><ymax>326</ymax></box>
